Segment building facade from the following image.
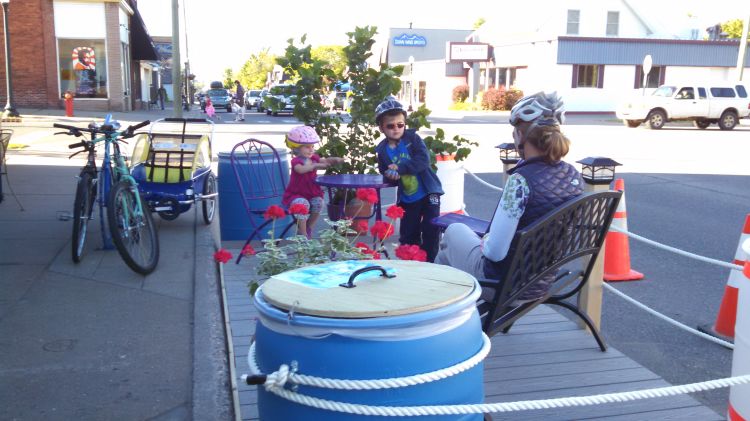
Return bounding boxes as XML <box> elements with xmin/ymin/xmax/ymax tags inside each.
<box><xmin>476</xmin><ymin>0</ymin><xmax>750</xmax><ymax>111</ymax></box>
<box><xmin>0</xmin><ymin>0</ymin><xmax>158</xmax><ymax>112</ymax></box>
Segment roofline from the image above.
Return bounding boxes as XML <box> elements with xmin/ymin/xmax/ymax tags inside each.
<box><xmin>620</xmin><ymin>0</ymin><xmax>654</xmax><ymax>36</ymax></box>
<box><xmin>557</xmin><ymin>36</ymin><xmax>743</xmax><ymax>46</ymax></box>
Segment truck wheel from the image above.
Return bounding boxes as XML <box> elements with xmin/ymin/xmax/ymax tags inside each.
<box><xmin>646</xmin><ymin>110</ymin><xmax>666</xmax><ymax>130</ymax></box>
<box><xmin>693</xmin><ymin>120</ymin><xmax>710</xmax><ymax>129</ymax></box>
<box><xmin>718</xmin><ymin>110</ymin><xmax>738</xmax><ymax>130</ymax></box>
<box><xmin>623</xmin><ymin>120</ymin><xmax>640</xmax><ymax>128</ymax></box>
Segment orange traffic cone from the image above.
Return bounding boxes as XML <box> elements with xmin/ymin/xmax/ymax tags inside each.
<box><xmin>698</xmin><ymin>214</ymin><xmax>750</xmax><ymax>342</ymax></box>
<box><xmin>603</xmin><ymin>179</ymin><xmax>644</xmax><ymax>282</ymax></box>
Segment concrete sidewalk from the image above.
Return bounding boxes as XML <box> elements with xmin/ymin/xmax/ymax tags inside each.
<box><xmin>0</xmin><ymin>130</ymin><xmax>233</xmax><ymax>419</ymax></box>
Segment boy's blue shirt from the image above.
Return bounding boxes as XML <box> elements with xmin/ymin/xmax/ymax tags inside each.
<box><xmin>375</xmin><ymin>129</ymin><xmax>444</xmax><ymax>200</ymax></box>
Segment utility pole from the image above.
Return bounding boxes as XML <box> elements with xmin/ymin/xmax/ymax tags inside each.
<box><xmin>171</xmin><ymin>0</ymin><xmax>182</xmax><ymax>118</ymax></box>
<box><xmin>737</xmin><ymin>15</ymin><xmax>749</xmax><ymax>81</ymax></box>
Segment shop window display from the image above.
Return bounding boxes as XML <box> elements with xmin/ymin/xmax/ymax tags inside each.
<box><xmin>58</xmin><ymin>39</ymin><xmax>108</xmax><ymax>98</ymax></box>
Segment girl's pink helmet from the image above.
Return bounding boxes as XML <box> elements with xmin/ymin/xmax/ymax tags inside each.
<box><xmin>286</xmin><ymin>126</ymin><xmax>320</xmax><ymax>149</ymax></box>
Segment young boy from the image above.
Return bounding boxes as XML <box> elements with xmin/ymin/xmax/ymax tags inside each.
<box><xmin>374</xmin><ymin>97</ymin><xmax>444</xmax><ymax>262</ymax></box>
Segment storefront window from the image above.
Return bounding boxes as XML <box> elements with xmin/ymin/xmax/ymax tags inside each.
<box><xmin>58</xmin><ymin>39</ymin><xmax>108</xmax><ymax>98</ymax></box>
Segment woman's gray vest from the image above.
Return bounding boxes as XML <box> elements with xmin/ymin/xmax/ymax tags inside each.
<box><xmin>482</xmin><ymin>157</ymin><xmax>583</xmax><ymax>298</ymax></box>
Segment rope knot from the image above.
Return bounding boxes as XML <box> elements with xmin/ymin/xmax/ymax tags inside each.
<box><xmin>264</xmin><ymin>364</ymin><xmax>291</xmax><ymax>390</ymax></box>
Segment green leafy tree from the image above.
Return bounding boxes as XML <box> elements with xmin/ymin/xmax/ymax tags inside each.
<box><xmin>222</xmin><ymin>68</ymin><xmax>234</xmax><ymax>89</ymax></box>
<box><xmin>473</xmin><ymin>18</ymin><xmax>486</xmax><ymax>30</ymax></box>
<box><xmin>236</xmin><ymin>49</ymin><xmax>276</xmax><ymax>89</ymax></box>
<box><xmin>311</xmin><ymin>45</ymin><xmax>347</xmax><ymax>86</ymax></box>
<box><xmin>720</xmin><ymin>18</ymin><xmax>750</xmax><ymax>40</ymax></box>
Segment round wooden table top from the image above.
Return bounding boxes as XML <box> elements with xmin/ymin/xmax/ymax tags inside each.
<box><xmin>261</xmin><ymin>260</ymin><xmax>477</xmax><ymax>318</ymax></box>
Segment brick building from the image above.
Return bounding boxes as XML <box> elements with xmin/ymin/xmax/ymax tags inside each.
<box><xmin>0</xmin><ymin>0</ymin><xmax>158</xmax><ymax>112</ymax></box>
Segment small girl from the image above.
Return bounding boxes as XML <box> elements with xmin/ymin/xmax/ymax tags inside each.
<box><xmin>281</xmin><ymin>126</ymin><xmax>344</xmax><ymax>238</ymax></box>
<box><xmin>204</xmin><ymin>96</ymin><xmax>219</xmax><ymax>121</ymax></box>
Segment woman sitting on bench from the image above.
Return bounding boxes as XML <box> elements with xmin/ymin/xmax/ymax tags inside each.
<box><xmin>435</xmin><ymin>91</ymin><xmax>584</xmax><ymax>299</ymax></box>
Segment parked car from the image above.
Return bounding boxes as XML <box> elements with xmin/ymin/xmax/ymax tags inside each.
<box><xmin>201</xmin><ymin>88</ymin><xmax>233</xmax><ymax>112</ymax></box>
<box><xmin>244</xmin><ymin>89</ymin><xmax>262</xmax><ymax>110</ymax></box>
<box><xmin>616</xmin><ymin>83</ymin><xmax>750</xmax><ymax>130</ymax></box>
<box><xmin>263</xmin><ymin>84</ymin><xmax>296</xmax><ymax>116</ymax></box>
<box><xmin>209</xmin><ymin>81</ymin><xmax>224</xmax><ymax>89</ymax></box>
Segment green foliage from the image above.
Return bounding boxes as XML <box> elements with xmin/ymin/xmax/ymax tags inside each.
<box><xmin>421</xmin><ymin>128</ymin><xmax>478</xmax><ymax>171</ymax></box>
<box><xmin>721</xmin><ymin>19</ymin><xmax>750</xmax><ymax>40</ymax></box>
<box><xmin>473</xmin><ymin>18</ymin><xmax>486</xmax><ymax>30</ymax></box>
<box><xmin>481</xmin><ymin>87</ymin><xmax>504</xmax><ymax>110</ymax></box>
<box><xmin>311</xmin><ymin>45</ymin><xmax>347</xmax><ymax>85</ymax></box>
<box><xmin>452</xmin><ymin>84</ymin><xmax>469</xmax><ymax>103</ymax></box>
<box><xmin>222</xmin><ymin>68</ymin><xmax>234</xmax><ymax>89</ymax></box>
<box><xmin>448</xmin><ymin>101</ymin><xmax>481</xmax><ymax>111</ymax></box>
<box><xmin>278</xmin><ymin>27</ymin><xmax>404</xmax><ymax>176</ymax></box>
<box><xmin>254</xmin><ymin>219</ymin><xmax>368</xmax><ymax>278</ymax></box>
<box><xmin>236</xmin><ymin>49</ymin><xmax>276</xmax><ymax>89</ymax></box>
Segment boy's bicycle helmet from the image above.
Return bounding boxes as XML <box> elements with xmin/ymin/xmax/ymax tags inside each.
<box><xmin>509</xmin><ymin>91</ymin><xmax>565</xmax><ymax>127</ymax></box>
<box><xmin>286</xmin><ymin>125</ymin><xmax>320</xmax><ymax>149</ymax></box>
<box><xmin>375</xmin><ymin>96</ymin><xmax>407</xmax><ymax>124</ymax></box>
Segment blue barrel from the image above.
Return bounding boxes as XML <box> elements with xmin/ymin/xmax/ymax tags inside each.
<box><xmin>218</xmin><ymin>150</ymin><xmax>292</xmax><ymax>241</ymax></box>
<box><xmin>252</xmin><ymin>260</ymin><xmax>485</xmax><ymax>420</ymax></box>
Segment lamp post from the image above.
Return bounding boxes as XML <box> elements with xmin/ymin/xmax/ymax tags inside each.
<box><xmin>495</xmin><ymin>142</ymin><xmax>520</xmax><ymax>185</ymax></box>
<box><xmin>408</xmin><ymin>55</ymin><xmax>414</xmax><ymax>112</ymax></box>
<box><xmin>1</xmin><ymin>0</ymin><xmax>19</xmax><ymax>118</ymax></box>
<box><xmin>575</xmin><ymin>156</ymin><xmax>621</xmax><ymax>333</ymax></box>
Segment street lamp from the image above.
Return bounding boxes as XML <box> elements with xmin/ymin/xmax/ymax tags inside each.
<box><xmin>576</xmin><ymin>157</ymin><xmax>622</xmax><ymax>185</ymax></box>
<box><xmin>495</xmin><ymin>142</ymin><xmax>520</xmax><ymax>164</ymax></box>
<box><xmin>408</xmin><ymin>55</ymin><xmax>414</xmax><ymax>112</ymax></box>
<box><xmin>1</xmin><ymin>0</ymin><xmax>19</xmax><ymax>118</ymax></box>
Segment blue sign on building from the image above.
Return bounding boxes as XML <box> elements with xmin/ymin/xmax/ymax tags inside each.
<box><xmin>393</xmin><ymin>34</ymin><xmax>427</xmax><ymax>47</ymax></box>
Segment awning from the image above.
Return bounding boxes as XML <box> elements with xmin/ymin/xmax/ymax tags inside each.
<box><xmin>130</xmin><ymin>5</ymin><xmax>159</xmax><ymax>61</ymax></box>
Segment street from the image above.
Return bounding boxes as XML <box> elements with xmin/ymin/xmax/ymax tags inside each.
<box><xmin>4</xmin><ymin>109</ymin><xmax>749</xmax><ymax>416</ymax></box>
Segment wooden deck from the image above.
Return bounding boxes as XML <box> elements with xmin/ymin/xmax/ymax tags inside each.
<box><xmin>222</xmin><ymin>250</ymin><xmax>722</xmax><ymax>421</ymax></box>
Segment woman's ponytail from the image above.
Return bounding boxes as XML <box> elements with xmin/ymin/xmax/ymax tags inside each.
<box><xmin>525</xmin><ymin>124</ymin><xmax>570</xmax><ymax>163</ymax></box>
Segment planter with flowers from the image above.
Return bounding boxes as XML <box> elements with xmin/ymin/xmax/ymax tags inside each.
<box><xmin>222</xmin><ymin>188</ymin><xmax>427</xmax><ymax>294</ymax></box>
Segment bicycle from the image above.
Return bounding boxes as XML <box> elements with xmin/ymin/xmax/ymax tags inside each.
<box><xmin>54</xmin><ymin>116</ymin><xmax>159</xmax><ymax>275</ymax></box>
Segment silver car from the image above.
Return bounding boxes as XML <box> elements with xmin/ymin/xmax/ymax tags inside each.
<box><xmin>244</xmin><ymin>89</ymin><xmax>262</xmax><ymax>110</ymax></box>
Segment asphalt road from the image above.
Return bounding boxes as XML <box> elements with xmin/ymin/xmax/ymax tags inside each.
<box><xmin>9</xmin><ymin>108</ymin><xmax>749</xmax><ymax>415</ymax></box>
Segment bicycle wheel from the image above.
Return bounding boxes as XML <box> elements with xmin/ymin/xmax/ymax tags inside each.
<box><xmin>107</xmin><ymin>180</ymin><xmax>159</xmax><ymax>274</ymax></box>
<box><xmin>202</xmin><ymin>172</ymin><xmax>217</xmax><ymax>225</ymax></box>
<box><xmin>71</xmin><ymin>172</ymin><xmax>94</xmax><ymax>263</ymax></box>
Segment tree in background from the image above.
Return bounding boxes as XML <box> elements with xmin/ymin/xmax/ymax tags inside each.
<box><xmin>473</xmin><ymin>18</ymin><xmax>486</xmax><ymax>30</ymax></box>
<box><xmin>720</xmin><ymin>18</ymin><xmax>750</xmax><ymax>40</ymax></box>
<box><xmin>236</xmin><ymin>49</ymin><xmax>277</xmax><ymax>89</ymax></box>
<box><xmin>311</xmin><ymin>45</ymin><xmax>347</xmax><ymax>87</ymax></box>
<box><xmin>222</xmin><ymin>68</ymin><xmax>234</xmax><ymax>89</ymax></box>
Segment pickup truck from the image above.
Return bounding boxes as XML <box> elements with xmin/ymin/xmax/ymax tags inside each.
<box><xmin>616</xmin><ymin>84</ymin><xmax>750</xmax><ymax>130</ymax></box>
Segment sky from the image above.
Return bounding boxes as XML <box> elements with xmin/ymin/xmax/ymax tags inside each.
<box><xmin>138</xmin><ymin>0</ymin><xmax>745</xmax><ymax>85</ymax></box>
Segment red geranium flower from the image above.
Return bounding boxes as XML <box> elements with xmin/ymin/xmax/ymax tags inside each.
<box><xmin>213</xmin><ymin>248</ymin><xmax>233</xmax><ymax>263</ymax></box>
<box><xmin>355</xmin><ymin>242</ymin><xmax>371</xmax><ymax>251</ymax></box>
<box><xmin>288</xmin><ymin>203</ymin><xmax>309</xmax><ymax>216</ymax></box>
<box><xmin>386</xmin><ymin>205</ymin><xmax>405</xmax><ymax>220</ymax></box>
<box><xmin>354</xmin><ymin>220</ymin><xmax>369</xmax><ymax>233</ymax></box>
<box><xmin>395</xmin><ymin>244</ymin><xmax>427</xmax><ymax>262</ymax></box>
<box><xmin>370</xmin><ymin>220</ymin><xmax>394</xmax><ymax>241</ymax></box>
<box><xmin>263</xmin><ymin>205</ymin><xmax>286</xmax><ymax>220</ymax></box>
<box><xmin>356</xmin><ymin>188</ymin><xmax>379</xmax><ymax>205</ymax></box>
<box><xmin>241</xmin><ymin>245</ymin><xmax>256</xmax><ymax>256</ymax></box>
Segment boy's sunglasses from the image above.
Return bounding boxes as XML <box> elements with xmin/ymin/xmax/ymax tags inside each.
<box><xmin>385</xmin><ymin>123</ymin><xmax>405</xmax><ymax>130</ymax></box>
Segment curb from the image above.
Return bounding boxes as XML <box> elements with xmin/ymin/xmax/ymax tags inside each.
<box><xmin>191</xmin><ymin>213</ymin><xmax>235</xmax><ymax>420</ymax></box>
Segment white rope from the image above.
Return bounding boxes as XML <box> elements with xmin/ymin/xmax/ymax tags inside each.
<box><xmin>610</xmin><ymin>225</ymin><xmax>744</xmax><ymax>272</ymax></box>
<box><xmin>460</xmin><ymin>166</ymin><xmax>504</xmax><ymax>192</ymax></box>
<box><xmin>258</xmin><ymin>374</ymin><xmax>750</xmax><ymax>416</ymax></box>
<box><xmin>247</xmin><ymin>333</ymin><xmax>491</xmax><ymax>390</ymax></box>
<box><xmin>603</xmin><ymin>283</ymin><xmax>734</xmax><ymax>349</ymax></box>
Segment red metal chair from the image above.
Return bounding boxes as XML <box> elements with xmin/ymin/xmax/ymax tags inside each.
<box><xmin>229</xmin><ymin>138</ymin><xmax>295</xmax><ymax>263</ymax></box>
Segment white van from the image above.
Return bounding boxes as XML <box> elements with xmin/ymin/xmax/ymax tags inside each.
<box><xmin>616</xmin><ymin>83</ymin><xmax>750</xmax><ymax>130</ymax></box>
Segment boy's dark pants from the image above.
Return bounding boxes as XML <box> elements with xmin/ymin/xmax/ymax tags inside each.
<box><xmin>398</xmin><ymin>194</ymin><xmax>441</xmax><ymax>262</ymax></box>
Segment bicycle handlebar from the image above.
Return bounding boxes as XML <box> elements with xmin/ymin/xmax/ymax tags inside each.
<box><xmin>163</xmin><ymin>117</ymin><xmax>208</xmax><ymax>123</ymax></box>
<box><xmin>68</xmin><ymin>141</ymin><xmax>87</xmax><ymax>149</ymax></box>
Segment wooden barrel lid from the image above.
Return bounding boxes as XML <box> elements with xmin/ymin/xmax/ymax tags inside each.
<box><xmin>261</xmin><ymin>260</ymin><xmax>477</xmax><ymax>318</ymax></box>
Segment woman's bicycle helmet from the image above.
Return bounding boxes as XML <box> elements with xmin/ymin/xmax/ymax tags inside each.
<box><xmin>375</xmin><ymin>96</ymin><xmax>407</xmax><ymax>124</ymax></box>
<box><xmin>286</xmin><ymin>125</ymin><xmax>320</xmax><ymax>149</ymax></box>
<box><xmin>509</xmin><ymin>91</ymin><xmax>565</xmax><ymax>127</ymax></box>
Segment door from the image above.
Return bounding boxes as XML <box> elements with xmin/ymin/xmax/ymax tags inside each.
<box><xmin>670</xmin><ymin>87</ymin><xmax>708</xmax><ymax>118</ymax></box>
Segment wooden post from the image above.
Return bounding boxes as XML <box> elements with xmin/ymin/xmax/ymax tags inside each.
<box><xmin>578</xmin><ymin>181</ymin><xmax>609</xmax><ymax>331</ymax></box>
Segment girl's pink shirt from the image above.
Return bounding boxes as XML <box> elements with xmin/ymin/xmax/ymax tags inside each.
<box><xmin>282</xmin><ymin>154</ymin><xmax>324</xmax><ymax>206</ymax></box>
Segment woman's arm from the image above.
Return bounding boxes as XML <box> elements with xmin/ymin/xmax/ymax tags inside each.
<box><xmin>481</xmin><ymin>174</ymin><xmax>530</xmax><ymax>262</ymax></box>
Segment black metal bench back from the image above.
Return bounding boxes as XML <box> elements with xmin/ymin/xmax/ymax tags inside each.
<box><xmin>483</xmin><ymin>190</ymin><xmax>622</xmax><ymax>336</ymax></box>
